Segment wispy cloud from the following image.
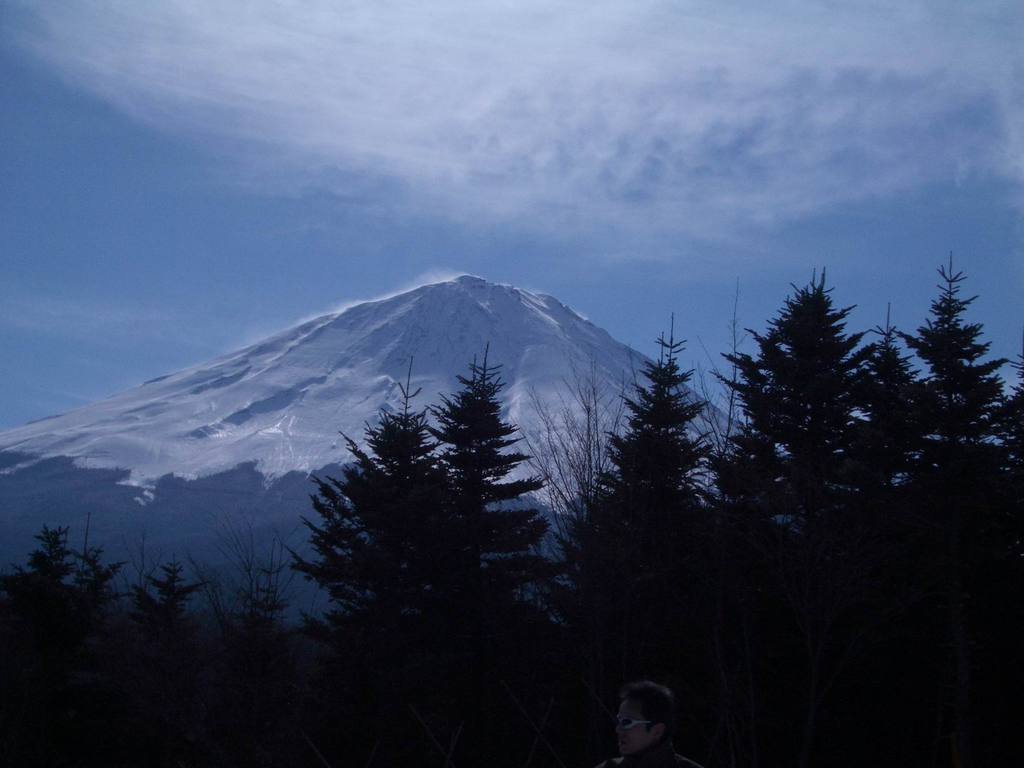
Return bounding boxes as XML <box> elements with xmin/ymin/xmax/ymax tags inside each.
<box><xmin>9</xmin><ymin>1</ymin><xmax>1023</xmax><ymax>240</ymax></box>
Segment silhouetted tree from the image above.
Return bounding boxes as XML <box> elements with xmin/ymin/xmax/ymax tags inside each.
<box><xmin>201</xmin><ymin>531</ymin><xmax>299</xmax><ymax>768</ymax></box>
<box><xmin>429</xmin><ymin>348</ymin><xmax>552</xmax><ymax>766</ymax></box>
<box><xmin>593</xmin><ymin>325</ymin><xmax>708</xmax><ymax>669</ymax></box>
<box><xmin>900</xmin><ymin>260</ymin><xmax>1008</xmax><ymax>768</ymax></box>
<box><xmin>295</xmin><ymin>369</ymin><xmax>448</xmax><ymax>639</ymax></box>
<box><xmin>130</xmin><ymin>559</ymin><xmax>203</xmax><ymax>638</ymax></box>
<box><xmin>718</xmin><ymin>273</ymin><xmax>876</xmax><ymax>768</ymax></box>
<box><xmin>0</xmin><ymin>525</ymin><xmax>122</xmax><ymax>765</ymax></box>
<box><xmin>856</xmin><ymin>308</ymin><xmax>923</xmax><ymax>496</ymax></box>
<box><xmin>113</xmin><ymin>559</ymin><xmax>208</xmax><ymax>767</ymax></box>
<box><xmin>293</xmin><ymin>368</ymin><xmax>453</xmax><ymax>764</ymax></box>
<box><xmin>602</xmin><ymin>326</ymin><xmax>708</xmax><ymax>553</ymax></box>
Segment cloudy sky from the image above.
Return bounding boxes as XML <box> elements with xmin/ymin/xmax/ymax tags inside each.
<box><xmin>3</xmin><ymin>0</ymin><xmax>1022</xmax><ymax>428</ymax></box>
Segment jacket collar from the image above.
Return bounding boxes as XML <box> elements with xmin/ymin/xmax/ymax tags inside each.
<box><xmin>622</xmin><ymin>738</ymin><xmax>676</xmax><ymax>766</ymax></box>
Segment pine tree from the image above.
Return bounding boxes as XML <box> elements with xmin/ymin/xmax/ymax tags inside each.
<box><xmin>120</xmin><ymin>559</ymin><xmax>206</xmax><ymax>766</ymax></box>
<box><xmin>580</xmin><ymin>325</ymin><xmax>708</xmax><ymax>681</ymax></box>
<box><xmin>721</xmin><ymin>272</ymin><xmax>869</xmax><ymax>526</ymax></box>
<box><xmin>1</xmin><ymin>525</ymin><xmax>121</xmax><ymax>658</ymax></box>
<box><xmin>0</xmin><ymin>525</ymin><xmax>122</xmax><ymax>765</ymax></box>
<box><xmin>717</xmin><ymin>273</ymin><xmax>873</xmax><ymax>768</ymax></box>
<box><xmin>855</xmin><ymin>308</ymin><xmax>922</xmax><ymax>496</ymax></box>
<box><xmin>602</xmin><ymin>325</ymin><xmax>708</xmax><ymax>547</ymax></box>
<box><xmin>295</xmin><ymin>369</ymin><xmax>448</xmax><ymax>641</ymax></box>
<box><xmin>902</xmin><ymin>261</ymin><xmax>1005</xmax><ymax>453</ymax></box>
<box><xmin>428</xmin><ymin>348</ymin><xmax>550</xmax><ymax>607</ymax></box>
<box><xmin>293</xmin><ymin>367</ymin><xmax>457</xmax><ymax>764</ymax></box>
<box><xmin>564</xmin><ymin>324</ymin><xmax>711</xmax><ymax>760</ymax></box>
<box><xmin>428</xmin><ymin>348</ymin><xmax>552</xmax><ymax>765</ymax></box>
<box><xmin>900</xmin><ymin>260</ymin><xmax>1008</xmax><ymax>768</ymax></box>
<box><xmin>130</xmin><ymin>559</ymin><xmax>203</xmax><ymax>638</ymax></box>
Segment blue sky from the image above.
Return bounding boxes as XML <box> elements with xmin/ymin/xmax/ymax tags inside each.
<box><xmin>2</xmin><ymin>1</ymin><xmax>1022</xmax><ymax>429</ymax></box>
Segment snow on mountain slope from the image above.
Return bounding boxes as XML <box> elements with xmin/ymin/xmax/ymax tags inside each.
<box><xmin>0</xmin><ymin>276</ymin><xmax>646</xmax><ymax>486</ymax></box>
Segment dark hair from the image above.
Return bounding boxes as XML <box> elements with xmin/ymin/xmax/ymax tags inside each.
<box><xmin>619</xmin><ymin>680</ymin><xmax>676</xmax><ymax>739</ymax></box>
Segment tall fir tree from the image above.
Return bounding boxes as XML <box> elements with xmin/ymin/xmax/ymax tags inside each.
<box><xmin>720</xmin><ymin>272</ymin><xmax>869</xmax><ymax>527</ymax></box>
<box><xmin>130</xmin><ymin>559</ymin><xmax>203</xmax><ymax>638</ymax></box>
<box><xmin>293</xmin><ymin>368</ymin><xmax>451</xmax><ymax>764</ymax></box>
<box><xmin>900</xmin><ymin>260</ymin><xmax>1008</xmax><ymax>768</ymax></box>
<box><xmin>0</xmin><ymin>525</ymin><xmax>122</xmax><ymax>766</ymax></box>
<box><xmin>428</xmin><ymin>348</ymin><xmax>552</xmax><ymax>767</ymax></box>
<box><xmin>855</xmin><ymin>308</ymin><xmax>922</xmax><ymax>497</ymax></box>
<box><xmin>119</xmin><ymin>560</ymin><xmax>206</xmax><ymax>767</ymax></box>
<box><xmin>602</xmin><ymin>325</ymin><xmax>708</xmax><ymax>550</ymax></box>
<box><xmin>0</xmin><ymin>525</ymin><xmax>121</xmax><ymax>661</ymax></box>
<box><xmin>591</xmin><ymin>325</ymin><xmax>708</xmax><ymax>667</ymax></box>
<box><xmin>428</xmin><ymin>349</ymin><xmax>550</xmax><ymax>611</ymax></box>
<box><xmin>295</xmin><ymin>370</ymin><xmax>448</xmax><ymax>639</ymax></box>
<box><xmin>717</xmin><ymin>273</ymin><xmax>875</xmax><ymax>768</ymax></box>
<box><xmin>557</xmin><ymin>325</ymin><xmax>710</xmax><ymax>762</ymax></box>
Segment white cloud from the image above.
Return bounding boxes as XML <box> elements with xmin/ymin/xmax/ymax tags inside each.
<box><xmin>10</xmin><ymin>1</ymin><xmax>1023</xmax><ymax>239</ymax></box>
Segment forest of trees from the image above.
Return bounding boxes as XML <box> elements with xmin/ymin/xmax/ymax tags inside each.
<box><xmin>1</xmin><ymin>262</ymin><xmax>1021</xmax><ymax>767</ymax></box>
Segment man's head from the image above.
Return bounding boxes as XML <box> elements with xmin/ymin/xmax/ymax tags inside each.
<box><xmin>615</xmin><ymin>680</ymin><xmax>675</xmax><ymax>756</ymax></box>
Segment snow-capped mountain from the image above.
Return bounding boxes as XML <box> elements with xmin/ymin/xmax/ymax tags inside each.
<box><xmin>1</xmin><ymin>276</ymin><xmax>644</xmax><ymax>488</ymax></box>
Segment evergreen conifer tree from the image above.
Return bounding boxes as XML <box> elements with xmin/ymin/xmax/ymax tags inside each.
<box><xmin>581</xmin><ymin>324</ymin><xmax>708</xmax><ymax>686</ymax></box>
<box><xmin>717</xmin><ymin>273</ymin><xmax>874</xmax><ymax>768</ymax></box>
<box><xmin>1</xmin><ymin>524</ymin><xmax>121</xmax><ymax>658</ymax></box>
<box><xmin>293</xmin><ymin>366</ymin><xmax>453</xmax><ymax>759</ymax></box>
<box><xmin>428</xmin><ymin>349</ymin><xmax>550</xmax><ymax>609</ymax></box>
<box><xmin>293</xmin><ymin>363</ymin><xmax>518</xmax><ymax>766</ymax></box>
<box><xmin>428</xmin><ymin>348</ymin><xmax>551</xmax><ymax>766</ymax></box>
<box><xmin>856</xmin><ymin>309</ymin><xmax>922</xmax><ymax>496</ymax></box>
<box><xmin>602</xmin><ymin>325</ymin><xmax>708</xmax><ymax>546</ymax></box>
<box><xmin>120</xmin><ymin>559</ymin><xmax>206</xmax><ymax>766</ymax></box>
<box><xmin>0</xmin><ymin>525</ymin><xmax>122</xmax><ymax>765</ymax></box>
<box><xmin>130</xmin><ymin>559</ymin><xmax>203</xmax><ymax>638</ymax></box>
<box><xmin>295</xmin><ymin>368</ymin><xmax>448</xmax><ymax>642</ymax></box>
<box><xmin>900</xmin><ymin>260</ymin><xmax>1008</xmax><ymax>768</ymax></box>
<box><xmin>720</xmin><ymin>273</ymin><xmax>869</xmax><ymax>525</ymax></box>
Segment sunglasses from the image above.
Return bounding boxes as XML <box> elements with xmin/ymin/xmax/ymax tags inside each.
<box><xmin>615</xmin><ymin>717</ymin><xmax>653</xmax><ymax>730</ymax></box>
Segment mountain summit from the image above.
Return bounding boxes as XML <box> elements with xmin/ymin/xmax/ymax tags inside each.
<box><xmin>1</xmin><ymin>276</ymin><xmax>642</xmax><ymax>486</ymax></box>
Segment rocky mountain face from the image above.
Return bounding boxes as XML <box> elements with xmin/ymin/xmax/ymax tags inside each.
<box><xmin>0</xmin><ymin>276</ymin><xmax>647</xmax><ymax>576</ymax></box>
